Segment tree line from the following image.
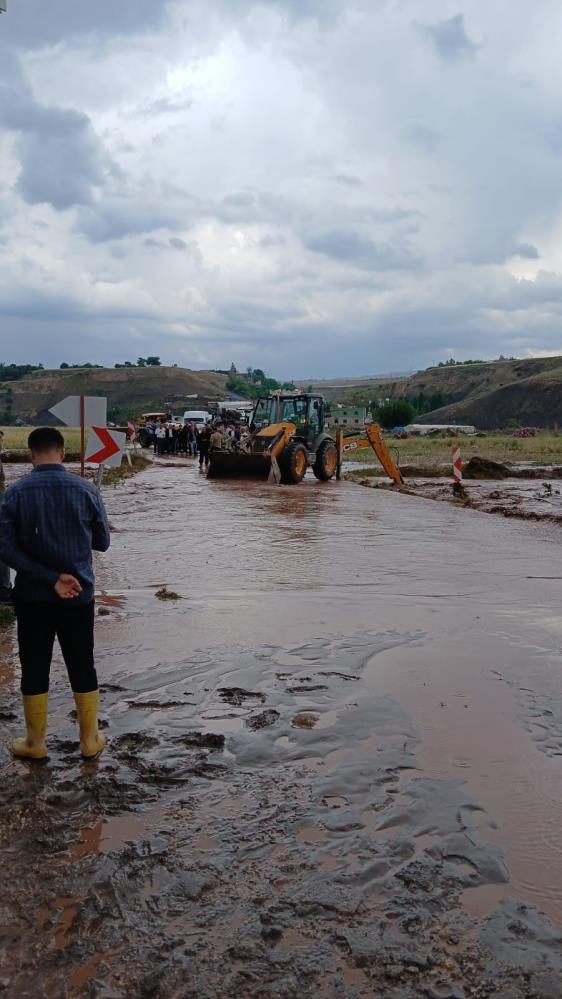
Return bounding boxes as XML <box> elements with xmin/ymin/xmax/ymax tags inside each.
<box><xmin>226</xmin><ymin>367</ymin><xmax>295</xmax><ymax>400</ymax></box>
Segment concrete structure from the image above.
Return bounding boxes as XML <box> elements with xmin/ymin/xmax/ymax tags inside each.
<box><xmin>329</xmin><ymin>405</ymin><xmax>368</xmax><ymax>428</ymax></box>
<box><xmin>404</xmin><ymin>423</ymin><xmax>476</xmax><ymax>436</ymax></box>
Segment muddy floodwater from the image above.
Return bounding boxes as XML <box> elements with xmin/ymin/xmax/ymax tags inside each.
<box><xmin>1</xmin><ymin>459</ymin><xmax>562</xmax><ymax>998</ymax></box>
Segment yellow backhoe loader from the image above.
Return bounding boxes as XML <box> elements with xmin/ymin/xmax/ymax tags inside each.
<box><xmin>207</xmin><ymin>394</ymin><xmax>403</xmax><ymax>486</ymax></box>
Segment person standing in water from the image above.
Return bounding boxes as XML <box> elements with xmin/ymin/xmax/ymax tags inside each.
<box><xmin>0</xmin><ymin>427</ymin><xmax>111</xmax><ymax>760</ymax></box>
<box><xmin>0</xmin><ymin>430</ymin><xmax>13</xmax><ymax>605</ymax></box>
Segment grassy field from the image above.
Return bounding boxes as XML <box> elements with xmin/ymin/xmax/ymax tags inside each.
<box><xmin>1</xmin><ymin>427</ymin><xmax>84</xmax><ymax>451</ymax></box>
<box><xmin>343</xmin><ymin>431</ymin><xmax>562</xmax><ymax>467</ymax></box>
<box><xmin>3</xmin><ymin>426</ymin><xmax>562</xmax><ymax>467</ymax></box>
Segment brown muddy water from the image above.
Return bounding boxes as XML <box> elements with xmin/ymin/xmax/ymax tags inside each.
<box><xmin>1</xmin><ymin>459</ymin><xmax>562</xmax><ymax>998</ymax></box>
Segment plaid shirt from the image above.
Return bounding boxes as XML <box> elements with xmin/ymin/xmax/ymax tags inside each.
<box><xmin>0</xmin><ymin>464</ymin><xmax>110</xmax><ymax>604</ymax></box>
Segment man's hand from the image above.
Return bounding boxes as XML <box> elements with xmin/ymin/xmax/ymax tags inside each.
<box><xmin>54</xmin><ymin>574</ymin><xmax>82</xmax><ymax>600</ymax></box>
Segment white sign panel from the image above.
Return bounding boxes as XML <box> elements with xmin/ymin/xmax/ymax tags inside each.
<box><xmin>49</xmin><ymin>395</ymin><xmax>107</xmax><ymax>428</ymax></box>
<box><xmin>85</xmin><ymin>427</ymin><xmax>126</xmax><ymax>468</ymax></box>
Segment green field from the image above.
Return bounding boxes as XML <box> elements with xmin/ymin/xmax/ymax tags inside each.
<box><xmin>343</xmin><ymin>431</ymin><xmax>562</xmax><ymax>467</ymax></box>
<box><xmin>1</xmin><ymin>427</ymin><xmax>83</xmax><ymax>451</ymax></box>
<box><xmin>4</xmin><ymin>426</ymin><xmax>562</xmax><ymax>468</ymax></box>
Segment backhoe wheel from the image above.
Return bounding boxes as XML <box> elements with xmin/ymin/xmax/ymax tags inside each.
<box><xmin>280</xmin><ymin>442</ymin><xmax>308</xmax><ymax>484</ymax></box>
<box><xmin>313</xmin><ymin>441</ymin><xmax>338</xmax><ymax>481</ymax></box>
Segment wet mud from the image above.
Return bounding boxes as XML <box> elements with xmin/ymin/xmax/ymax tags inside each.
<box><xmin>354</xmin><ymin>471</ymin><xmax>562</xmax><ymax>525</ymax></box>
<box><xmin>1</xmin><ymin>464</ymin><xmax>562</xmax><ymax>997</ymax></box>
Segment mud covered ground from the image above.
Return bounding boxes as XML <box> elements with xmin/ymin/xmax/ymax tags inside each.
<box><xmin>1</xmin><ymin>459</ymin><xmax>562</xmax><ymax>998</ymax></box>
<box><xmin>348</xmin><ymin>462</ymin><xmax>562</xmax><ymax>525</ymax></box>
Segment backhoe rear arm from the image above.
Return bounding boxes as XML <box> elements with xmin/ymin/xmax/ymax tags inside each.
<box><xmin>336</xmin><ymin>424</ymin><xmax>404</xmax><ymax>486</ymax></box>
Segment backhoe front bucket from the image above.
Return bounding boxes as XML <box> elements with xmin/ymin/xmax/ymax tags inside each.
<box><xmin>207</xmin><ymin>451</ymin><xmax>276</xmax><ymax>481</ymax></box>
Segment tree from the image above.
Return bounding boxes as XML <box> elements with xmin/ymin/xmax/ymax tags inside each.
<box><xmin>376</xmin><ymin>399</ymin><xmax>415</xmax><ymax>430</ymax></box>
<box><xmin>60</xmin><ymin>362</ymin><xmax>69</xmax><ymax>369</ymax></box>
<box><xmin>145</xmin><ymin>356</ymin><xmax>161</xmax><ymax>366</ymax></box>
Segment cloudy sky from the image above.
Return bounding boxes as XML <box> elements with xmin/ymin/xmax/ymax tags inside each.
<box><xmin>1</xmin><ymin>0</ymin><xmax>562</xmax><ymax>378</ymax></box>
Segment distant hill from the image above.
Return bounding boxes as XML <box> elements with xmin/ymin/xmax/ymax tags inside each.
<box><xmin>304</xmin><ymin>356</ymin><xmax>562</xmax><ymax>429</ymax></box>
<box><xmin>4</xmin><ymin>355</ymin><xmax>562</xmax><ymax>429</ymax></box>
<box><xmin>0</xmin><ymin>366</ymin><xmax>230</xmax><ymax>425</ymax></box>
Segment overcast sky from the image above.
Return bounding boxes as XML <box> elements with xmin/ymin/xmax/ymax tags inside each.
<box><xmin>1</xmin><ymin>0</ymin><xmax>562</xmax><ymax>378</ymax></box>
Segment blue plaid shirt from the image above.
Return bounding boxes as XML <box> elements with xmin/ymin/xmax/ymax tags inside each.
<box><xmin>0</xmin><ymin>464</ymin><xmax>110</xmax><ymax>604</ymax></box>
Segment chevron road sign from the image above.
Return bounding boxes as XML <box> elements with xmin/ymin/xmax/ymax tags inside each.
<box><xmin>85</xmin><ymin>427</ymin><xmax>126</xmax><ymax>468</ymax></box>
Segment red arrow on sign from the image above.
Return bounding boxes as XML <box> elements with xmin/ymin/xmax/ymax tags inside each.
<box><xmin>86</xmin><ymin>426</ymin><xmax>122</xmax><ymax>465</ymax></box>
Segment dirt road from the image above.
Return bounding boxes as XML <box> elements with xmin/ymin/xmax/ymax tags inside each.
<box><xmin>1</xmin><ymin>461</ymin><xmax>561</xmax><ymax>997</ymax></box>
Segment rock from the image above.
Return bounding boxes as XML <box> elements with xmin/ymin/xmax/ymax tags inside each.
<box><xmin>175</xmin><ymin>732</ymin><xmax>225</xmax><ymax>750</ymax></box>
<box><xmin>218</xmin><ymin>687</ymin><xmax>266</xmax><ymax>706</ymax></box>
<box><xmin>245</xmin><ymin>709</ymin><xmax>280</xmax><ymax>730</ymax></box>
<box><xmin>291</xmin><ymin>712</ymin><xmax>319</xmax><ymax>729</ymax></box>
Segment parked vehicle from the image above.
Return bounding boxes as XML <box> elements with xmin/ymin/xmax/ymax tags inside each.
<box><xmin>183</xmin><ymin>410</ymin><xmax>212</xmax><ymax>430</ymax></box>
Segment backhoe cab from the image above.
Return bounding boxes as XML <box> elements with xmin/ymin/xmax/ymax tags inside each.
<box><xmin>207</xmin><ymin>393</ymin><xmax>338</xmax><ymax>484</ymax></box>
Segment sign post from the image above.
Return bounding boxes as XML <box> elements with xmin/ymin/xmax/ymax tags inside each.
<box><xmin>49</xmin><ymin>396</ymin><xmax>107</xmax><ymax>477</ymax></box>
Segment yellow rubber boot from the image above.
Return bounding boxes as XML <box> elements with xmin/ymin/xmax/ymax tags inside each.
<box><xmin>12</xmin><ymin>693</ymin><xmax>48</xmax><ymax>760</ymax></box>
<box><xmin>74</xmin><ymin>690</ymin><xmax>107</xmax><ymax>758</ymax></box>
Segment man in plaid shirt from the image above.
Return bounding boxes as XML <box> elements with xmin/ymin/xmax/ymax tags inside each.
<box><xmin>0</xmin><ymin>427</ymin><xmax>111</xmax><ymax>759</ymax></box>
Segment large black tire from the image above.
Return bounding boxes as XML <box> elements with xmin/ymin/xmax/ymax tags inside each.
<box><xmin>280</xmin><ymin>442</ymin><xmax>308</xmax><ymax>484</ymax></box>
<box><xmin>313</xmin><ymin>440</ymin><xmax>338</xmax><ymax>481</ymax></box>
<box><xmin>138</xmin><ymin>428</ymin><xmax>153</xmax><ymax>448</ymax></box>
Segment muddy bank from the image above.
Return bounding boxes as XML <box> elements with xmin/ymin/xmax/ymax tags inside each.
<box><xmin>345</xmin><ymin>458</ymin><xmax>562</xmax><ymax>481</ymax></box>
<box><xmin>352</xmin><ymin>474</ymin><xmax>562</xmax><ymax>525</ymax></box>
<box><xmin>1</xmin><ymin>463</ymin><xmax>562</xmax><ymax>996</ymax></box>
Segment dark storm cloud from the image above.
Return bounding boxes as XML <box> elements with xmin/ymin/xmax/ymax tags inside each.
<box><xmin>421</xmin><ymin>14</ymin><xmax>479</xmax><ymax>62</ymax></box>
<box><xmin>16</xmin><ymin>111</ymin><xmax>113</xmax><ymax>209</ymax></box>
<box><xmin>514</xmin><ymin>243</ymin><xmax>540</xmax><ymax>260</ymax></box>
<box><xmin>76</xmin><ymin>199</ymin><xmax>183</xmax><ymax>243</ymax></box>
<box><xmin>0</xmin><ymin>47</ymin><xmax>114</xmax><ymax>209</ymax></box>
<box><xmin>0</xmin><ymin>0</ymin><xmax>172</xmax><ymax>48</ymax></box>
<box><xmin>305</xmin><ymin>229</ymin><xmax>419</xmax><ymax>271</ymax></box>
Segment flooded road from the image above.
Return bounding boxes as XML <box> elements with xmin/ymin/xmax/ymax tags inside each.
<box><xmin>1</xmin><ymin>460</ymin><xmax>562</xmax><ymax>997</ymax></box>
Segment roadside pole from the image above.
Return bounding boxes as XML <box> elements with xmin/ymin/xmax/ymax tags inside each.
<box><xmin>80</xmin><ymin>395</ymin><xmax>86</xmax><ymax>478</ymax></box>
<box><xmin>336</xmin><ymin>429</ymin><xmax>344</xmax><ymax>481</ymax></box>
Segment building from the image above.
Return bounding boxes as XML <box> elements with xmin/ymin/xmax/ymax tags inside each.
<box><xmin>328</xmin><ymin>405</ymin><xmax>369</xmax><ymax>428</ymax></box>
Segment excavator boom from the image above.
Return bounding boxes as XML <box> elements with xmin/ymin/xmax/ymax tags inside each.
<box><xmin>336</xmin><ymin>424</ymin><xmax>403</xmax><ymax>486</ymax></box>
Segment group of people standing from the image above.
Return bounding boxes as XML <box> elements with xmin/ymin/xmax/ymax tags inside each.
<box><xmin>150</xmin><ymin>420</ymin><xmax>199</xmax><ymax>457</ymax></box>
<box><xmin>145</xmin><ymin>419</ymin><xmax>249</xmax><ymax>468</ymax></box>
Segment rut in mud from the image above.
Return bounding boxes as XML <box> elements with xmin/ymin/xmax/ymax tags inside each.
<box><xmin>1</xmin><ymin>460</ymin><xmax>562</xmax><ymax>998</ymax></box>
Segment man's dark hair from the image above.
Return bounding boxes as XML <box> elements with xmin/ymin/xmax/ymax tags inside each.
<box><xmin>28</xmin><ymin>427</ymin><xmax>65</xmax><ymax>453</ymax></box>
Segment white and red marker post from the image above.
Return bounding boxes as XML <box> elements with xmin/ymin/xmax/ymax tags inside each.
<box><xmin>452</xmin><ymin>445</ymin><xmax>463</xmax><ymax>485</ymax></box>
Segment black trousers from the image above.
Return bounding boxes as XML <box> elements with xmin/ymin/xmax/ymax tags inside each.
<box><xmin>15</xmin><ymin>600</ymin><xmax>98</xmax><ymax>696</ymax></box>
<box><xmin>198</xmin><ymin>444</ymin><xmax>209</xmax><ymax>467</ymax></box>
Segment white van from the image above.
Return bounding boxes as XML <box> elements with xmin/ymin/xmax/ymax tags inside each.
<box><xmin>183</xmin><ymin>410</ymin><xmax>212</xmax><ymax>429</ymax></box>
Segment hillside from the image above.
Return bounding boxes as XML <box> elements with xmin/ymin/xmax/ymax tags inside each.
<box><xmin>0</xmin><ymin>367</ymin><xmax>229</xmax><ymax>424</ymax></box>
<box><xmin>304</xmin><ymin>356</ymin><xmax>562</xmax><ymax>429</ymax></box>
